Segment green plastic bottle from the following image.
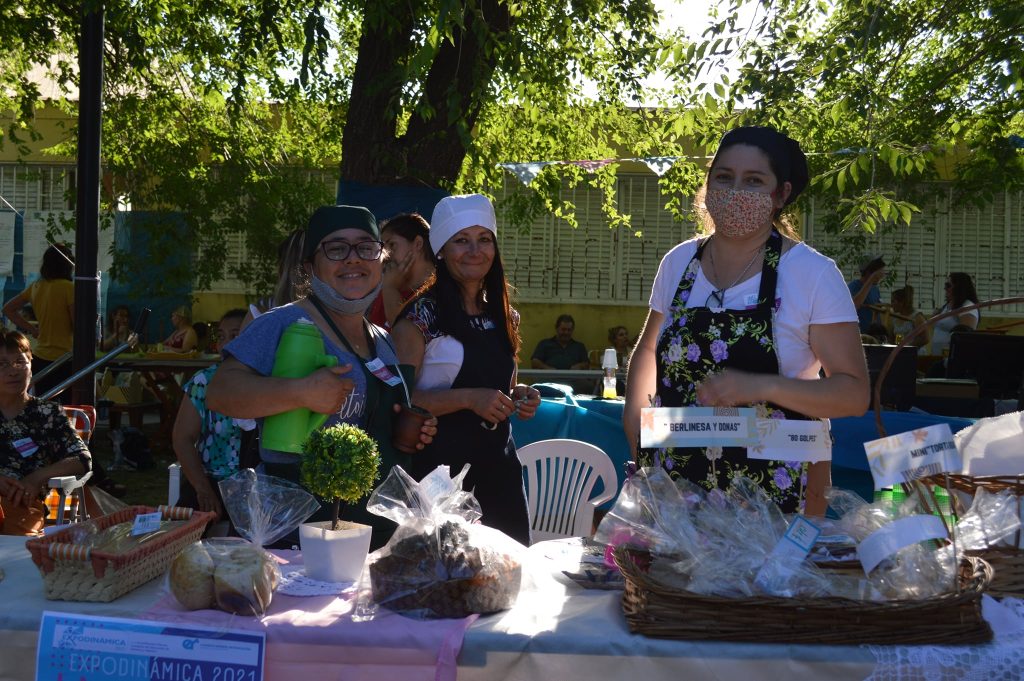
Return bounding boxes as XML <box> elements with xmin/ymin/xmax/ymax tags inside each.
<box><xmin>261</xmin><ymin>319</ymin><xmax>339</xmax><ymax>453</ymax></box>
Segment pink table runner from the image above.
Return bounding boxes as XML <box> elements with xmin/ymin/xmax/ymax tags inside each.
<box><xmin>141</xmin><ymin>550</ymin><xmax>477</xmax><ymax>681</ymax></box>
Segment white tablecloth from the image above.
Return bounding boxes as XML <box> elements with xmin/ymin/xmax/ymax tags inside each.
<box><xmin>7</xmin><ymin>534</ymin><xmax>1019</xmax><ymax>681</ymax></box>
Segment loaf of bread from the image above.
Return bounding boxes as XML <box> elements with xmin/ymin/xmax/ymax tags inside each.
<box><xmin>169</xmin><ymin>540</ymin><xmax>279</xmax><ymax>615</ymax></box>
<box><xmin>369</xmin><ymin>521</ymin><xmax>521</xmax><ymax>618</ymax></box>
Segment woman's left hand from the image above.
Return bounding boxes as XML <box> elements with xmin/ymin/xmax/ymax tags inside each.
<box><xmin>511</xmin><ymin>385</ymin><xmax>541</xmax><ymax>420</ymax></box>
<box><xmin>696</xmin><ymin>369</ymin><xmax>767</xmax><ymax>408</ymax></box>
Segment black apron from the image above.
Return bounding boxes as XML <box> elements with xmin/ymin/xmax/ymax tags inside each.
<box><xmin>411</xmin><ymin>314</ymin><xmax>531</xmax><ymax>546</ymax></box>
<box><xmin>638</xmin><ymin>231</ymin><xmax>814</xmax><ymax>513</ymax></box>
<box><xmin>264</xmin><ymin>298</ymin><xmax>412</xmax><ymax>551</ymax></box>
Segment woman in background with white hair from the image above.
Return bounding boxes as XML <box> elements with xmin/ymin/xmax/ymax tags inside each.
<box><xmin>392</xmin><ymin>194</ymin><xmax>540</xmax><ymax>545</ymax></box>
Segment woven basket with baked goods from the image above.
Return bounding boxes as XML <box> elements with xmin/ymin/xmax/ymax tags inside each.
<box><xmin>361</xmin><ymin>464</ymin><xmax>526</xmax><ymax>619</ymax></box>
<box><xmin>25</xmin><ymin>505</ymin><xmax>215</xmax><ymax>602</ymax></box>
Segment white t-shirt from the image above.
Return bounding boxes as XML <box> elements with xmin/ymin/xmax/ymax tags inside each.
<box><xmin>928</xmin><ymin>302</ymin><xmax>979</xmax><ymax>355</ymax></box>
<box><xmin>650</xmin><ymin>238</ymin><xmax>858</xmax><ymax>380</ymax></box>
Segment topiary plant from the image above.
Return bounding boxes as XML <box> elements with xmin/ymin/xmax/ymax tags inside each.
<box><xmin>300</xmin><ymin>424</ymin><xmax>381</xmax><ymax>530</ymax></box>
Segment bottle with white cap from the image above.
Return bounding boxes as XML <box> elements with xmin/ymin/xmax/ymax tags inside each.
<box><xmin>602</xmin><ymin>348</ymin><xmax>619</xmax><ymax>399</ymax></box>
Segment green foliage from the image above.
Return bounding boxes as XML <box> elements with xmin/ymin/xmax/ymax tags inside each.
<box><xmin>301</xmin><ymin>424</ymin><xmax>382</xmax><ymax>512</ymax></box>
<box><xmin>2</xmin><ymin>0</ymin><xmax>1022</xmax><ymax>295</ymax></box>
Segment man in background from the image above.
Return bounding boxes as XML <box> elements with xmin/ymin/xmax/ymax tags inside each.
<box><xmin>849</xmin><ymin>254</ymin><xmax>886</xmax><ymax>333</ymax></box>
<box><xmin>531</xmin><ymin>314</ymin><xmax>589</xmax><ymax>370</ymax></box>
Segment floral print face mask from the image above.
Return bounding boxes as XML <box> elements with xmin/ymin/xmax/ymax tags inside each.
<box><xmin>704</xmin><ymin>188</ymin><xmax>775</xmax><ymax>237</ymax></box>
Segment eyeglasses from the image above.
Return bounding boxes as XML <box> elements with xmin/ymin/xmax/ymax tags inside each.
<box><xmin>320</xmin><ymin>240</ymin><xmax>384</xmax><ymax>262</ymax></box>
<box><xmin>0</xmin><ymin>359</ymin><xmax>30</xmax><ymax>371</ymax></box>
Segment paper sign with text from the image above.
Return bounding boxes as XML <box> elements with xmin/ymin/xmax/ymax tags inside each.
<box><xmin>748</xmin><ymin>419</ymin><xmax>832</xmax><ymax>462</ymax></box>
<box><xmin>36</xmin><ymin>611</ymin><xmax>265</xmax><ymax>681</ymax></box>
<box><xmin>863</xmin><ymin>423</ymin><xmax>962</xmax><ymax>490</ymax></box>
<box><xmin>640</xmin><ymin>407</ymin><xmax>757</xmax><ymax>449</ymax></box>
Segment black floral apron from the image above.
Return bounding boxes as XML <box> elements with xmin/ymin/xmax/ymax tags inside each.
<box><xmin>638</xmin><ymin>230</ymin><xmax>812</xmax><ymax>513</ymax></box>
<box><xmin>411</xmin><ymin>315</ymin><xmax>532</xmax><ymax>545</ymax></box>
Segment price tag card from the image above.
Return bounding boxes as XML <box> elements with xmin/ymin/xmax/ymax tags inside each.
<box><xmin>131</xmin><ymin>512</ymin><xmax>162</xmax><ymax>536</ymax></box>
<box><xmin>754</xmin><ymin>516</ymin><xmax>821</xmax><ymax>594</ymax></box>
<box><xmin>863</xmin><ymin>423</ymin><xmax>962</xmax><ymax>491</ymax></box>
<box><xmin>856</xmin><ymin>515</ymin><xmax>948</xmax><ymax>575</ymax></box>
<box><xmin>639</xmin><ymin>407</ymin><xmax>757</xmax><ymax>449</ymax></box>
<box><xmin>748</xmin><ymin>419</ymin><xmax>832</xmax><ymax>462</ymax></box>
<box><xmin>36</xmin><ymin>611</ymin><xmax>265</xmax><ymax>681</ymax></box>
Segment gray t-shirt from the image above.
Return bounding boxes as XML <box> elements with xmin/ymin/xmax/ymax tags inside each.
<box><xmin>224</xmin><ymin>302</ymin><xmax>397</xmax><ymax>463</ymax></box>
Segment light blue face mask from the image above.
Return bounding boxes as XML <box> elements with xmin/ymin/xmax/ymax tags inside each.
<box><xmin>310</xmin><ymin>273</ymin><xmax>382</xmax><ymax>315</ymax></box>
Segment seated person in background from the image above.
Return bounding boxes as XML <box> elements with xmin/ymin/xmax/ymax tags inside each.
<box><xmin>889</xmin><ymin>285</ymin><xmax>928</xmax><ymax>348</ymax></box>
<box><xmin>101</xmin><ymin>305</ymin><xmax>132</xmax><ymax>350</ymax></box>
<box><xmin>0</xmin><ymin>330</ymin><xmax>91</xmax><ymax>534</ymax></box>
<box><xmin>531</xmin><ymin>314</ymin><xmax>589</xmax><ymax>370</ymax></box>
<box><xmin>172</xmin><ymin>309</ymin><xmax>247</xmax><ymax>522</ymax></box>
<box><xmin>608</xmin><ymin>325</ymin><xmax>633</xmax><ymax>368</ymax></box>
<box><xmin>162</xmin><ymin>306</ymin><xmax>198</xmax><ymax>353</ymax></box>
<box><xmin>848</xmin><ymin>254</ymin><xmax>886</xmax><ymax>333</ymax></box>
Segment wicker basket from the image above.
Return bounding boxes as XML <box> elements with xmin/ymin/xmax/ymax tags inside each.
<box><xmin>25</xmin><ymin>505</ymin><xmax>214</xmax><ymax>602</ymax></box>
<box><xmin>873</xmin><ymin>296</ymin><xmax>1024</xmax><ymax>599</ymax></box>
<box><xmin>918</xmin><ymin>473</ymin><xmax>1024</xmax><ymax>599</ymax></box>
<box><xmin>613</xmin><ymin>548</ymin><xmax>993</xmax><ymax>645</ymax></box>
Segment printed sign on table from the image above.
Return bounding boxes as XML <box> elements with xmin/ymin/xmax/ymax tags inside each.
<box><xmin>863</xmin><ymin>423</ymin><xmax>962</xmax><ymax>491</ymax></box>
<box><xmin>639</xmin><ymin>407</ymin><xmax>757</xmax><ymax>449</ymax></box>
<box><xmin>36</xmin><ymin>611</ymin><xmax>265</xmax><ymax>681</ymax></box>
<box><xmin>748</xmin><ymin>419</ymin><xmax>832</xmax><ymax>462</ymax></box>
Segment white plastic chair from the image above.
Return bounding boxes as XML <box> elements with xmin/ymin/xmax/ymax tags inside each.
<box><xmin>518</xmin><ymin>439</ymin><xmax>618</xmax><ymax>544</ymax></box>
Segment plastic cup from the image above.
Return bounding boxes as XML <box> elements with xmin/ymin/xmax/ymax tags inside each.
<box><xmin>393</xmin><ymin>404</ymin><xmax>433</xmax><ymax>454</ymax></box>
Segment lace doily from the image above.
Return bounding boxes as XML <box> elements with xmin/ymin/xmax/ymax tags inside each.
<box><xmin>865</xmin><ymin>597</ymin><xmax>1024</xmax><ymax>681</ymax></box>
<box><xmin>277</xmin><ymin>567</ymin><xmax>357</xmax><ymax>597</ymax></box>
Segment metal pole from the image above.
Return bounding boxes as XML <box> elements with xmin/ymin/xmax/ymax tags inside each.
<box><xmin>72</xmin><ymin>3</ymin><xmax>104</xmax><ymax>406</ymax></box>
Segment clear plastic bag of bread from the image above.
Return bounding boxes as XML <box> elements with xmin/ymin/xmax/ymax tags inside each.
<box><xmin>168</xmin><ymin>469</ymin><xmax>320</xmax><ymax>615</ymax></box>
<box><xmin>356</xmin><ymin>464</ymin><xmax>525</xmax><ymax>620</ymax></box>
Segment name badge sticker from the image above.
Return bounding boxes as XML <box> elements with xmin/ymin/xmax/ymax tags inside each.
<box><xmin>748</xmin><ymin>419</ymin><xmax>832</xmax><ymax>462</ymax></box>
<box><xmin>364</xmin><ymin>357</ymin><xmax>403</xmax><ymax>387</ymax></box>
<box><xmin>863</xmin><ymin>423</ymin><xmax>961</xmax><ymax>490</ymax></box>
<box><xmin>14</xmin><ymin>437</ymin><xmax>39</xmax><ymax>458</ymax></box>
<box><xmin>640</xmin><ymin>407</ymin><xmax>758</xmax><ymax>449</ymax></box>
<box><xmin>743</xmin><ymin>293</ymin><xmax>760</xmax><ymax>308</ymax></box>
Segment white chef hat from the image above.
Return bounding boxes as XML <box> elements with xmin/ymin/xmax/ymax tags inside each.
<box><xmin>428</xmin><ymin>193</ymin><xmax>497</xmax><ymax>255</ymax></box>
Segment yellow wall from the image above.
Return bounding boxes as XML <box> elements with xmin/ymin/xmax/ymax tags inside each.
<box><xmin>192</xmin><ymin>293</ymin><xmax>251</xmax><ymax>324</ymax></box>
<box><xmin>0</xmin><ymin>104</ymin><xmax>75</xmax><ymax>162</ymax></box>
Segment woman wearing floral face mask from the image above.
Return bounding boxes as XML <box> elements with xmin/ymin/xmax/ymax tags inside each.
<box><xmin>623</xmin><ymin>126</ymin><xmax>869</xmax><ymax>516</ymax></box>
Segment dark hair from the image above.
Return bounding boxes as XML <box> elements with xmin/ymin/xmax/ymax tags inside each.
<box><xmin>220</xmin><ymin>308</ymin><xmax>248</xmax><ymax>323</ymax></box>
<box><xmin>40</xmin><ymin>243</ymin><xmax>74</xmax><ymax>280</ymax></box>
<box><xmin>381</xmin><ymin>213</ymin><xmax>430</xmax><ymax>247</ymax></box>
<box><xmin>608</xmin><ymin>325</ymin><xmax>627</xmax><ymax>343</ymax></box>
<box><xmin>556</xmin><ymin>314</ymin><xmax>575</xmax><ymax>328</ymax></box>
<box><xmin>861</xmin><ymin>257</ymin><xmax>885</xmax><ymax>277</ymax></box>
<box><xmin>274</xmin><ymin>229</ymin><xmax>306</xmax><ymax>308</ymax></box>
<box><xmin>109</xmin><ymin>304</ymin><xmax>130</xmax><ymax>323</ymax></box>
<box><xmin>891</xmin><ymin>285</ymin><xmax>914</xmax><ymax>307</ymax></box>
<box><xmin>0</xmin><ymin>329</ymin><xmax>32</xmax><ymax>356</ymax></box>
<box><xmin>700</xmin><ymin>126</ymin><xmax>809</xmax><ymax>241</ymax></box>
<box><xmin>411</xmin><ymin>242</ymin><xmax>520</xmax><ymax>357</ymax></box>
<box><xmin>947</xmin><ymin>272</ymin><xmax>979</xmax><ymax>310</ymax></box>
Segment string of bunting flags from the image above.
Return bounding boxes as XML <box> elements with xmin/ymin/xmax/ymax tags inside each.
<box><xmin>497</xmin><ymin>147</ymin><xmax>874</xmax><ymax>186</ymax></box>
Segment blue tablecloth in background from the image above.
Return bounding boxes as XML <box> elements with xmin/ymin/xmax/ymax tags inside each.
<box><xmin>512</xmin><ymin>390</ymin><xmax>975</xmax><ymax>507</ymax></box>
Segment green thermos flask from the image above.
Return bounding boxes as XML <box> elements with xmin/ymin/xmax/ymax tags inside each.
<box><xmin>261</xmin><ymin>319</ymin><xmax>339</xmax><ymax>453</ymax></box>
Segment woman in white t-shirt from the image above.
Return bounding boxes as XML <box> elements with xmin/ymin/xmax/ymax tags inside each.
<box><xmin>623</xmin><ymin>126</ymin><xmax>869</xmax><ymax>516</ymax></box>
<box><xmin>928</xmin><ymin>272</ymin><xmax>980</xmax><ymax>356</ymax></box>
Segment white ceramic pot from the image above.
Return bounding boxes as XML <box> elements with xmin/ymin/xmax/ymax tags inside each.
<box><xmin>299</xmin><ymin>520</ymin><xmax>372</xmax><ymax>583</ymax></box>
